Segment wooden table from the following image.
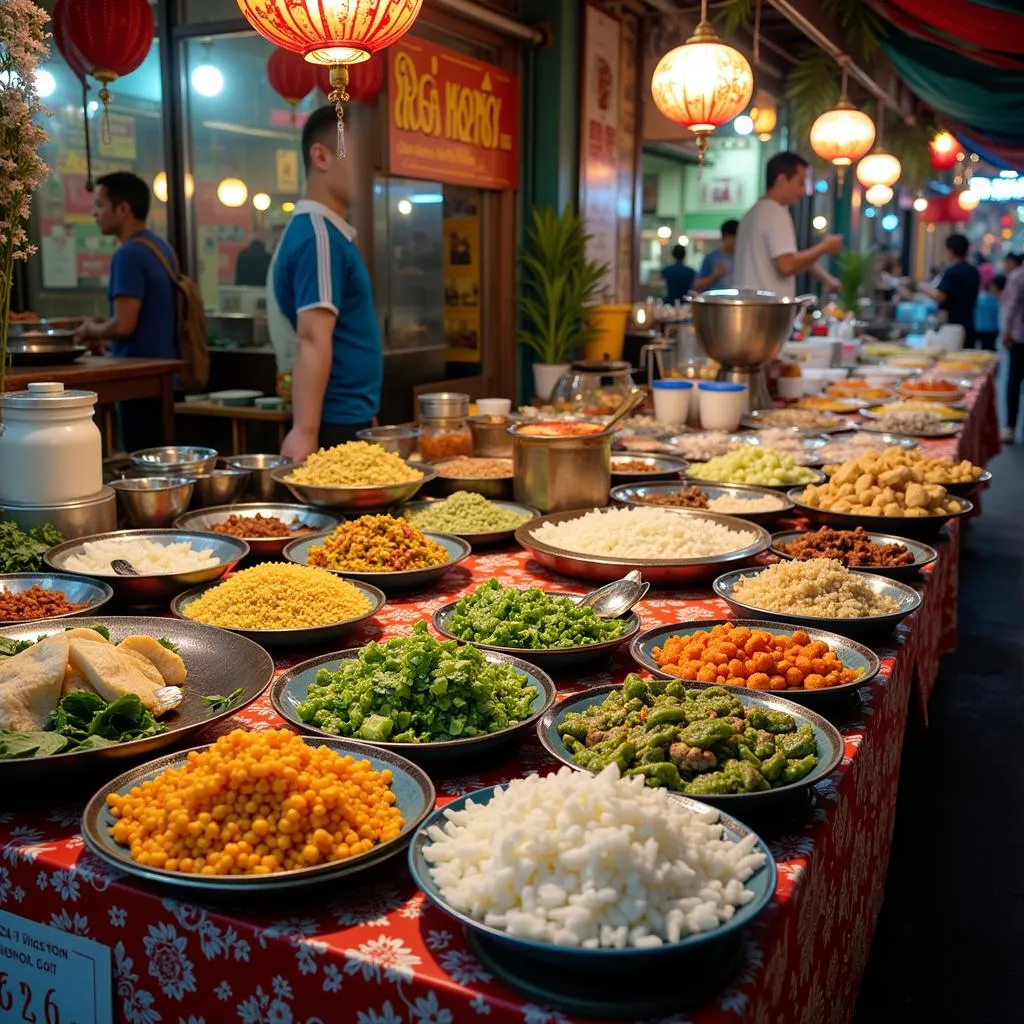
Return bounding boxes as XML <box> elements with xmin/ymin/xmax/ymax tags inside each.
<box><xmin>5</xmin><ymin>356</ymin><xmax>183</xmax><ymax>451</ymax></box>
<box><xmin>173</xmin><ymin>400</ymin><xmax>292</xmax><ymax>454</ymax></box>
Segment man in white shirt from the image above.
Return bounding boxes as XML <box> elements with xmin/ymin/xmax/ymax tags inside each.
<box><xmin>734</xmin><ymin>151</ymin><xmax>842</xmax><ymax>298</ymax></box>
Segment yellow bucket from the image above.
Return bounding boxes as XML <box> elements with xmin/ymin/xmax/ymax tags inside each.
<box><xmin>582</xmin><ymin>304</ymin><xmax>632</xmax><ymax>362</ymax></box>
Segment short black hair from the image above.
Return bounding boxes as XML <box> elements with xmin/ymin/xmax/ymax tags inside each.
<box><xmin>721</xmin><ymin>219</ymin><xmax>739</xmax><ymax>237</ymax></box>
<box><xmin>992</xmin><ymin>274</ymin><xmax>1007</xmax><ymax>290</ymax></box>
<box><xmin>96</xmin><ymin>171</ymin><xmax>150</xmax><ymax>220</ymax></box>
<box><xmin>765</xmin><ymin>151</ymin><xmax>809</xmax><ymax>191</ymax></box>
<box><xmin>302</xmin><ymin>105</ymin><xmax>338</xmax><ymax>175</ymax></box>
<box><xmin>671</xmin><ymin>244</ymin><xmax>686</xmax><ymax>260</ymax></box>
<box><xmin>1005</xmin><ymin>252</ymin><xmax>1023</xmax><ymax>268</ymax></box>
<box><xmin>946</xmin><ymin>233</ymin><xmax>969</xmax><ymax>259</ymax></box>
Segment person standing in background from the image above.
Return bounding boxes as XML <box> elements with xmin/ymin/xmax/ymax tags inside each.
<box><xmin>694</xmin><ymin>220</ymin><xmax>738</xmax><ymax>291</ymax></box>
<box><xmin>916</xmin><ymin>233</ymin><xmax>981</xmax><ymax>348</ymax></box>
<box><xmin>74</xmin><ymin>171</ymin><xmax>177</xmax><ymax>453</ymax></box>
<box><xmin>662</xmin><ymin>244</ymin><xmax>696</xmax><ymax>303</ymax></box>
<box><xmin>235</xmin><ymin>235</ymin><xmax>272</xmax><ymax>287</ymax></box>
<box><xmin>974</xmin><ymin>274</ymin><xmax>1004</xmax><ymax>352</ymax></box>
<box><xmin>1000</xmin><ymin>258</ymin><xmax>1024</xmax><ymax>443</ymax></box>
<box><xmin>733</xmin><ymin>151</ymin><xmax>842</xmax><ymax>299</ymax></box>
<box><xmin>269</xmin><ymin>105</ymin><xmax>383</xmax><ymax>460</ymax></box>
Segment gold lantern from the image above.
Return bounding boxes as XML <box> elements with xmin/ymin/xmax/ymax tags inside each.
<box><xmin>809</xmin><ymin>63</ymin><xmax>875</xmax><ymax>181</ymax></box>
<box><xmin>865</xmin><ymin>183</ymin><xmax>894</xmax><ymax>207</ymax></box>
<box><xmin>750</xmin><ymin>90</ymin><xmax>777</xmax><ymax>142</ymax></box>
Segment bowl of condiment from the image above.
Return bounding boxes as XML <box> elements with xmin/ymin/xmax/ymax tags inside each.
<box><xmin>611</xmin><ymin>482</ymin><xmax>793</xmax><ymax>527</ymax></box>
<box><xmin>111</xmin><ymin>476</ymin><xmax>195</xmax><ymax>528</ymax></box>
<box><xmin>0</xmin><ymin>573</ymin><xmax>114</xmax><ymax>622</ymax></box>
<box><xmin>173</xmin><ymin>504</ymin><xmax>341</xmax><ymax>559</ymax></box>
<box><xmin>399</xmin><ymin>492</ymin><xmax>538</xmax><ymax>546</ymax></box>
<box><xmin>770</xmin><ymin>527</ymin><xmax>937</xmax><ymax>581</ymax></box>
<box><xmin>129</xmin><ymin>446</ymin><xmax>218</xmax><ymax>477</ymax></box>
<box><xmin>609</xmin><ymin>454</ymin><xmax>689</xmax><ymax>484</ymax></box>
<box><xmin>425</xmin><ymin>456</ymin><xmax>515</xmax><ymax>500</ymax></box>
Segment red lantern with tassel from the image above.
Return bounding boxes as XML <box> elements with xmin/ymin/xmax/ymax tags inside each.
<box><xmin>63</xmin><ymin>0</ymin><xmax>154</xmax><ymax>142</ymax></box>
<box><xmin>317</xmin><ymin>54</ymin><xmax>384</xmax><ymax>104</ymax></box>
<box><xmin>929</xmin><ymin>131</ymin><xmax>959</xmax><ymax>172</ymax></box>
<box><xmin>267</xmin><ymin>48</ymin><xmax>317</xmax><ymax>120</ymax></box>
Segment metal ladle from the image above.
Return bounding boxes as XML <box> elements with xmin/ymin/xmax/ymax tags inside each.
<box><xmin>577</xmin><ymin>571</ymin><xmax>649</xmax><ymax>619</ymax></box>
<box><xmin>603</xmin><ymin>387</ymin><xmax>648</xmax><ymax>433</ymax></box>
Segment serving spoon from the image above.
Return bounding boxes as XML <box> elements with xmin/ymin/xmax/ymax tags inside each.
<box><xmin>577</xmin><ymin>571</ymin><xmax>649</xmax><ymax>619</ymax></box>
<box><xmin>603</xmin><ymin>387</ymin><xmax>648</xmax><ymax>433</ymax></box>
<box><xmin>110</xmin><ymin>559</ymin><xmax>139</xmax><ymax>576</ymax></box>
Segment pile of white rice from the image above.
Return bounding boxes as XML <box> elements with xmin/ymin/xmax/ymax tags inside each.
<box><xmin>708</xmin><ymin>494</ymin><xmax>784</xmax><ymax>514</ymax></box>
<box><xmin>422</xmin><ymin>765</ymin><xmax>766</xmax><ymax>949</ymax></box>
<box><xmin>530</xmin><ymin>506</ymin><xmax>757</xmax><ymax>560</ymax></box>
<box><xmin>64</xmin><ymin>538</ymin><xmax>220</xmax><ymax>576</ymax></box>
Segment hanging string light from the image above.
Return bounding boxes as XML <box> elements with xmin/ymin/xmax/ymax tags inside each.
<box><xmin>809</xmin><ymin>59</ymin><xmax>875</xmax><ymax>182</ymax></box>
<box><xmin>650</xmin><ymin>0</ymin><xmax>753</xmax><ymax>170</ymax></box>
<box><xmin>856</xmin><ymin>101</ymin><xmax>902</xmax><ymax>190</ymax></box>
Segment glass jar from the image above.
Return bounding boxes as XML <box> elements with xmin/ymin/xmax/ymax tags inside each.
<box><xmin>418</xmin><ymin>392</ymin><xmax>472</xmax><ymax>461</ymax></box>
<box><xmin>549</xmin><ymin>360</ymin><xmax>634</xmax><ymax>416</ymax></box>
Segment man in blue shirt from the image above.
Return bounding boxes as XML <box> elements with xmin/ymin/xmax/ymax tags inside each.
<box><xmin>695</xmin><ymin>219</ymin><xmax>738</xmax><ymax>292</ymax></box>
<box><xmin>271</xmin><ymin>105</ymin><xmax>383</xmax><ymax>460</ymax></box>
<box><xmin>74</xmin><ymin>171</ymin><xmax>178</xmax><ymax>452</ymax></box>
<box><xmin>661</xmin><ymin>244</ymin><xmax>696</xmax><ymax>303</ymax></box>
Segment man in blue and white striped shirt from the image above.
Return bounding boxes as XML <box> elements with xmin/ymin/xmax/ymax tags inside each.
<box><xmin>269</xmin><ymin>106</ymin><xmax>383</xmax><ymax>460</ymax></box>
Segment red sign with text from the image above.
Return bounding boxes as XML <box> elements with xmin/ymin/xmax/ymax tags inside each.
<box><xmin>388</xmin><ymin>37</ymin><xmax>520</xmax><ymax>190</ymax></box>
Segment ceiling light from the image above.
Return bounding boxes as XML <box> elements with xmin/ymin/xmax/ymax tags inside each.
<box><xmin>281</xmin><ymin>201</ymin><xmax>296</xmax><ymax>213</ymax></box>
<box><xmin>152</xmin><ymin>171</ymin><xmax>195</xmax><ymax>202</ymax></box>
<box><xmin>192</xmin><ymin>63</ymin><xmax>224</xmax><ymax>97</ymax></box>
<box><xmin>410</xmin><ymin>193</ymin><xmax>443</xmax><ymax>205</ymax></box>
<box><xmin>35</xmin><ymin>68</ymin><xmax>56</xmax><ymax>98</ymax></box>
<box><xmin>812</xmin><ymin>215</ymin><xmax>827</xmax><ymax>231</ymax></box>
<box><xmin>217</xmin><ymin>177</ymin><xmax>248</xmax><ymax>208</ymax></box>
<box><xmin>657</xmin><ymin>226</ymin><xmax>672</xmax><ymax>240</ymax></box>
<box><xmin>397</xmin><ymin>199</ymin><xmax>413</xmax><ymax>215</ymax></box>
<box><xmin>252</xmin><ymin>192</ymin><xmax>271</xmax><ymax>211</ymax></box>
<box><xmin>733</xmin><ymin>115</ymin><xmax>753</xmax><ymax>136</ymax></box>
<box><xmin>913</xmin><ymin>196</ymin><xmax>928</xmax><ymax>213</ymax></box>
<box><xmin>865</xmin><ymin>183</ymin><xmax>893</xmax><ymax>207</ymax></box>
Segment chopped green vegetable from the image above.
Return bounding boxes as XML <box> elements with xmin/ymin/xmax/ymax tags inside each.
<box><xmin>0</xmin><ymin>522</ymin><xmax>63</xmax><ymax>574</ymax></box>
<box><xmin>0</xmin><ymin>636</ymin><xmax>38</xmax><ymax>658</ymax></box>
<box><xmin>295</xmin><ymin>620</ymin><xmax>537</xmax><ymax>743</ymax></box>
<box><xmin>445</xmin><ymin>578</ymin><xmax>626</xmax><ymax>650</ymax></box>
<box><xmin>158</xmin><ymin>636</ymin><xmax>179</xmax><ymax>653</ymax></box>
<box><xmin>200</xmin><ymin>687</ymin><xmax>244</xmax><ymax>711</ymax></box>
<box><xmin>405</xmin><ymin>492</ymin><xmax>531</xmax><ymax>534</ymax></box>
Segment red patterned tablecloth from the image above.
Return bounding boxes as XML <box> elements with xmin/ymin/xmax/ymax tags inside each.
<box><xmin>0</xmin><ymin>368</ymin><xmax>999</xmax><ymax>1024</ymax></box>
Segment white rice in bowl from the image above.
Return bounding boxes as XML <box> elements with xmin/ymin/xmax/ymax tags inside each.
<box><xmin>530</xmin><ymin>506</ymin><xmax>758</xmax><ymax>560</ymax></box>
<box><xmin>63</xmin><ymin>538</ymin><xmax>221</xmax><ymax>576</ymax></box>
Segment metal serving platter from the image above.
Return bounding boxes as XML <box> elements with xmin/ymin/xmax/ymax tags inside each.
<box><xmin>666</xmin><ymin>432</ymin><xmax>748</xmax><ymax>461</ymax></box>
<box><xmin>538</xmin><ymin>681</ymin><xmax>843</xmax><ymax>811</ymax></box>
<box><xmin>0</xmin><ymin>616</ymin><xmax>273</xmax><ymax>787</ymax></box>
<box><xmin>740</xmin><ymin>409</ymin><xmax>859</xmax><ymax>434</ymax></box>
<box><xmin>271</xmin><ymin>460</ymin><xmax>436</xmax><ymax>511</ymax></box>
<box><xmin>409</xmin><ymin>781</ymin><xmax>776</xmax><ymax>968</ymax></box>
<box><xmin>8</xmin><ymin>341</ymin><xmax>88</xmax><ymax>366</ymax></box>
<box><xmin>171</xmin><ymin>578</ymin><xmax>385</xmax><ymax>651</ymax></box>
<box><xmin>514</xmin><ymin>508</ymin><xmax>771</xmax><ymax>587</ymax></box>
<box><xmin>814</xmin><ymin>432</ymin><xmax>919</xmax><ymax>462</ymax></box>
<box><xmin>738</xmin><ymin>432</ymin><xmax>830</xmax><ymax>465</ymax></box>
<box><xmin>712</xmin><ymin>565</ymin><xmax>922</xmax><ymax>642</ymax></box>
<box><xmin>81</xmin><ymin>736</ymin><xmax>435</xmax><ymax>893</ymax></box>
<box><xmin>943</xmin><ymin>470</ymin><xmax>992</xmax><ymax>498</ymax></box>
<box><xmin>0</xmin><ymin>573</ymin><xmax>114</xmax><ymax>622</ymax></box>
<box><xmin>284</xmin><ymin>531</ymin><xmax>471</xmax><ymax>591</ymax></box>
<box><xmin>431</xmin><ymin>591</ymin><xmax>641</xmax><ymax>671</ymax></box>
<box><xmin>855</xmin><ymin>418</ymin><xmax>960</xmax><ymax>439</ymax></box>
<box><xmin>173</xmin><ymin>503</ymin><xmax>341</xmax><ymax>559</ymax></box>
<box><xmin>609</xmin><ymin>453</ymin><xmax>689</xmax><ymax>485</ymax></box>
<box><xmin>785</xmin><ymin>487</ymin><xmax>974</xmax><ymax>540</ymax></box>
<box><xmin>44</xmin><ymin>529</ymin><xmax>248</xmax><ymax>605</ymax></box>
<box><xmin>684</xmin><ymin>466</ymin><xmax>827</xmax><ymax>492</ymax></box>
<box><xmin>629</xmin><ymin>618</ymin><xmax>881</xmax><ymax>714</ymax></box>
<box><xmin>610</xmin><ymin>482</ymin><xmax>794</xmax><ymax>528</ymax></box>
<box><xmin>770</xmin><ymin>529</ymin><xmax>938</xmax><ymax>581</ymax></box>
<box><xmin>397</xmin><ymin>499</ymin><xmax>540</xmax><ymax>547</ymax></box>
<box><xmin>271</xmin><ymin>648</ymin><xmax>556</xmax><ymax>766</ymax></box>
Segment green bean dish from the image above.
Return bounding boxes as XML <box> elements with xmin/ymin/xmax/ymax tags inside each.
<box><xmin>557</xmin><ymin>675</ymin><xmax>818</xmax><ymax>794</ymax></box>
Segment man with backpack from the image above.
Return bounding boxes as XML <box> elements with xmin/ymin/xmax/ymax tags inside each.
<box><xmin>75</xmin><ymin>171</ymin><xmax>208</xmax><ymax>452</ymax></box>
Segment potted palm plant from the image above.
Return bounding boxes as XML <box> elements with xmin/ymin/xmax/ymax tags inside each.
<box><xmin>835</xmin><ymin>249</ymin><xmax>873</xmax><ymax>332</ymax></box>
<box><xmin>518</xmin><ymin>205</ymin><xmax>609</xmax><ymax>401</ymax></box>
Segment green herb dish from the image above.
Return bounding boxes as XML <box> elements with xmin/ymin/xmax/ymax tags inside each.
<box><xmin>432</xmin><ymin>578</ymin><xmax>641</xmax><ymax>671</ymax></box>
<box><xmin>400</xmin><ymin>493</ymin><xmax>538</xmax><ymax>545</ymax></box>
<box><xmin>0</xmin><ymin>522</ymin><xmax>63</xmax><ymax>573</ymax></box>
<box><xmin>538</xmin><ymin>675</ymin><xmax>843</xmax><ymax>811</ymax></box>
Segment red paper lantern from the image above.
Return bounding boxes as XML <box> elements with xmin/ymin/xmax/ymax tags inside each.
<box><xmin>268</xmin><ymin>48</ymin><xmax>317</xmax><ymax>107</ymax></box>
<box><xmin>929</xmin><ymin>131</ymin><xmax>959</xmax><ymax>171</ymax></box>
<box><xmin>236</xmin><ymin>0</ymin><xmax>423</xmax><ymax>154</ymax></box>
<box><xmin>52</xmin><ymin>0</ymin><xmax>89</xmax><ymax>84</ymax></box>
<box><xmin>317</xmin><ymin>54</ymin><xmax>384</xmax><ymax>104</ymax></box>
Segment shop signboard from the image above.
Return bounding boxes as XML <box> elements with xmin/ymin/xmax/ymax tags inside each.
<box><xmin>388</xmin><ymin>38</ymin><xmax>520</xmax><ymax>190</ymax></box>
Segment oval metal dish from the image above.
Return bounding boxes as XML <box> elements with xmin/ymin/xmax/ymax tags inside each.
<box><xmin>629</xmin><ymin>618</ymin><xmax>881</xmax><ymax>713</ymax></box>
<box><xmin>712</xmin><ymin>565</ymin><xmax>922</xmax><ymax>641</ymax></box>
<box><xmin>610</xmin><ymin>482</ymin><xmax>794</xmax><ymax>528</ymax></box>
<box><xmin>81</xmin><ymin>736</ymin><xmax>435</xmax><ymax>893</ymax></box>
<box><xmin>284</xmin><ymin>530</ymin><xmax>471</xmax><ymax>591</ymax></box>
<box><xmin>770</xmin><ymin>529</ymin><xmax>938</xmax><ymax>581</ymax></box>
<box><xmin>432</xmin><ymin>592</ymin><xmax>641</xmax><ymax>671</ymax></box>
<box><xmin>515</xmin><ymin>508</ymin><xmax>771</xmax><ymax>587</ymax></box>
<box><xmin>0</xmin><ymin>616</ymin><xmax>274</xmax><ymax>788</ymax></box>
<box><xmin>0</xmin><ymin>573</ymin><xmax>114</xmax><ymax>622</ymax></box>
<box><xmin>398</xmin><ymin>499</ymin><xmax>540</xmax><ymax>547</ymax></box>
<box><xmin>537</xmin><ymin>681</ymin><xmax>843</xmax><ymax>812</ymax></box>
<box><xmin>271</xmin><ymin>461</ymin><xmax>436</xmax><ymax>511</ymax></box>
<box><xmin>271</xmin><ymin>648</ymin><xmax>556</xmax><ymax>765</ymax></box>
<box><xmin>173</xmin><ymin>503</ymin><xmax>341</xmax><ymax>559</ymax></box>
<box><xmin>609</xmin><ymin>453</ymin><xmax>689</xmax><ymax>484</ymax></box>
<box><xmin>684</xmin><ymin>466</ymin><xmax>827</xmax><ymax>491</ymax></box>
<box><xmin>740</xmin><ymin>410</ymin><xmax>858</xmax><ymax>434</ymax></box>
<box><xmin>171</xmin><ymin>578</ymin><xmax>386</xmax><ymax>650</ymax></box>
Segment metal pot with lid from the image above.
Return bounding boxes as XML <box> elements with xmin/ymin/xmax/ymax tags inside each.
<box><xmin>0</xmin><ymin>382</ymin><xmax>103</xmax><ymax>505</ymax></box>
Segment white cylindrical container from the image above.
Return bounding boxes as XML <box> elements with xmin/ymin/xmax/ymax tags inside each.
<box><xmin>698</xmin><ymin>382</ymin><xmax>748</xmax><ymax>431</ymax></box>
<box><xmin>476</xmin><ymin>397</ymin><xmax>513</xmax><ymax>417</ymax></box>
<box><xmin>651</xmin><ymin>379</ymin><xmax>692</xmax><ymax>426</ymax></box>
<box><xmin>0</xmin><ymin>382</ymin><xmax>103</xmax><ymax>505</ymax></box>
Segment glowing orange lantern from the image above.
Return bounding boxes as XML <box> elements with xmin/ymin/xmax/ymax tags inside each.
<box><xmin>236</xmin><ymin>0</ymin><xmax>423</xmax><ymax>154</ymax></box>
<box><xmin>650</xmin><ymin>0</ymin><xmax>753</xmax><ymax>167</ymax></box>
<box><xmin>929</xmin><ymin>130</ymin><xmax>959</xmax><ymax>171</ymax></box>
<box><xmin>750</xmin><ymin>90</ymin><xmax>777</xmax><ymax>142</ymax></box>
<box><xmin>865</xmin><ymin>183</ymin><xmax>894</xmax><ymax>207</ymax></box>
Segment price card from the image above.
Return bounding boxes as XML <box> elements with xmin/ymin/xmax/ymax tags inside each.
<box><xmin>0</xmin><ymin>911</ymin><xmax>112</xmax><ymax>1024</ymax></box>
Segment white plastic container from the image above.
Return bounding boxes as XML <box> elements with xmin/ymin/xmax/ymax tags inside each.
<box><xmin>0</xmin><ymin>382</ymin><xmax>103</xmax><ymax>505</ymax></box>
<box><xmin>651</xmin><ymin>379</ymin><xmax>692</xmax><ymax>425</ymax></box>
<box><xmin>698</xmin><ymin>382</ymin><xmax>747</xmax><ymax>431</ymax></box>
<box><xmin>476</xmin><ymin>397</ymin><xmax>513</xmax><ymax>417</ymax></box>
<box><xmin>776</xmin><ymin>374</ymin><xmax>806</xmax><ymax>400</ymax></box>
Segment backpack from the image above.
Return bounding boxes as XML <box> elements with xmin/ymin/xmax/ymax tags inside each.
<box><xmin>134</xmin><ymin>236</ymin><xmax>210</xmax><ymax>391</ymax></box>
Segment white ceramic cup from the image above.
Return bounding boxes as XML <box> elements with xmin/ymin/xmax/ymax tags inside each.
<box><xmin>651</xmin><ymin>379</ymin><xmax>692</xmax><ymax>425</ymax></box>
<box><xmin>776</xmin><ymin>375</ymin><xmax>805</xmax><ymax>400</ymax></box>
<box><xmin>476</xmin><ymin>398</ymin><xmax>513</xmax><ymax>416</ymax></box>
<box><xmin>698</xmin><ymin>382</ymin><xmax>748</xmax><ymax>431</ymax></box>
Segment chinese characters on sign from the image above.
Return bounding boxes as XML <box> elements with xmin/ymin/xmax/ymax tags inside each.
<box><xmin>388</xmin><ymin>38</ymin><xmax>520</xmax><ymax>190</ymax></box>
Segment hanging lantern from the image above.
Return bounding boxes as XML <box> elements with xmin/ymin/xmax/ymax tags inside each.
<box><xmin>929</xmin><ymin>131</ymin><xmax>958</xmax><ymax>171</ymax></box>
<box><xmin>63</xmin><ymin>0</ymin><xmax>154</xmax><ymax>142</ymax></box>
<box><xmin>217</xmin><ymin>177</ymin><xmax>249</xmax><ymax>208</ymax></box>
<box><xmin>865</xmin><ymin>183</ymin><xmax>894</xmax><ymax>207</ymax></box>
<box><xmin>236</xmin><ymin>0</ymin><xmax>423</xmax><ymax>156</ymax></box>
<box><xmin>958</xmin><ymin>190</ymin><xmax>980</xmax><ymax>212</ymax></box>
<box><xmin>317</xmin><ymin>54</ymin><xmax>385</xmax><ymax>104</ymax></box>
<box><xmin>267</xmin><ymin>49</ymin><xmax>317</xmax><ymax>122</ymax></box>
<box><xmin>750</xmin><ymin>90</ymin><xmax>777</xmax><ymax>142</ymax></box>
<box><xmin>152</xmin><ymin>171</ymin><xmax>195</xmax><ymax>203</ymax></box>
<box><xmin>650</xmin><ymin>0</ymin><xmax>753</xmax><ymax>169</ymax></box>
<box><xmin>809</xmin><ymin>62</ymin><xmax>875</xmax><ymax>181</ymax></box>
<box><xmin>855</xmin><ymin>103</ymin><xmax>901</xmax><ymax>190</ymax></box>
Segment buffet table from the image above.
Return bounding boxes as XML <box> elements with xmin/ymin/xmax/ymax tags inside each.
<box><xmin>0</xmin><ymin>368</ymin><xmax>1000</xmax><ymax>1024</ymax></box>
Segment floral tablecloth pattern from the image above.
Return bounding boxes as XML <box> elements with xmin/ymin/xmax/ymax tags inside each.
<box><xmin>0</xmin><ymin>369</ymin><xmax>999</xmax><ymax>1024</ymax></box>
